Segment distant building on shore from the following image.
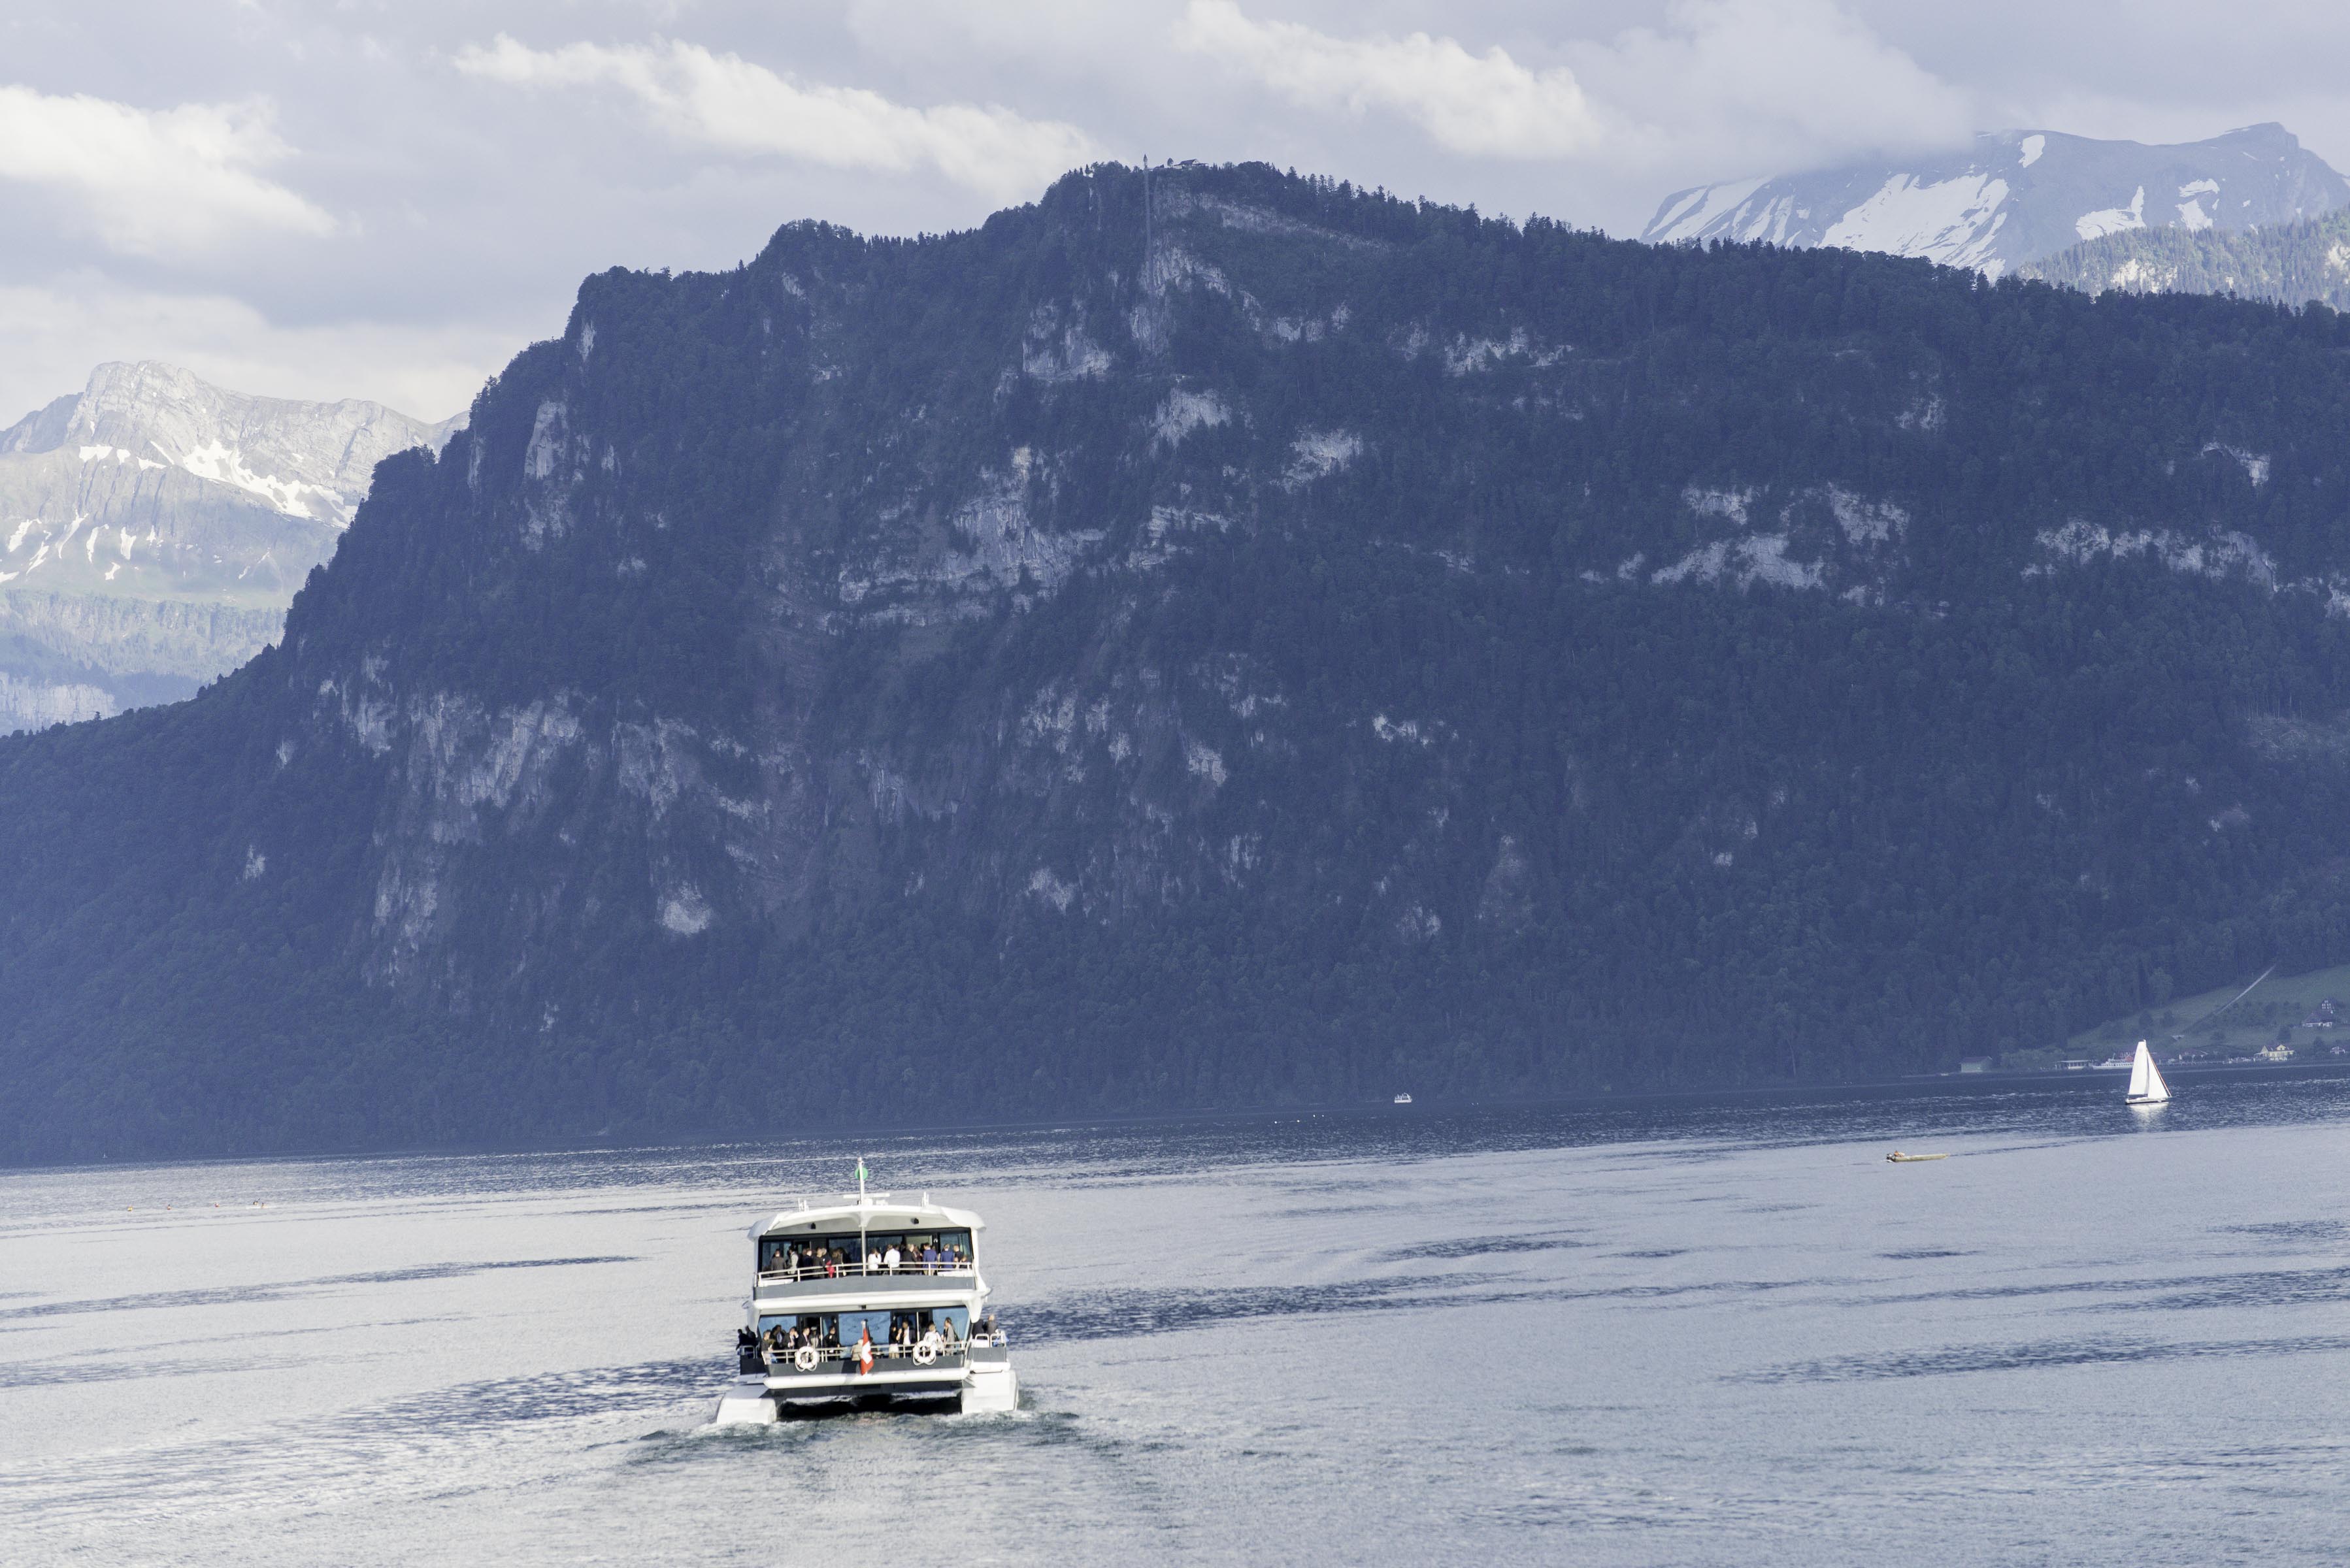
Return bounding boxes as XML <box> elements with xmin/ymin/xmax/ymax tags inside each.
<box><xmin>1959</xmin><ymin>1057</ymin><xmax>1993</xmax><ymax>1074</ymax></box>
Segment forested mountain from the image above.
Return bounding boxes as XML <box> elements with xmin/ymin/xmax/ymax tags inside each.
<box><xmin>1644</xmin><ymin>123</ymin><xmax>2349</xmax><ymax>278</ymax></box>
<box><xmin>0</xmin><ymin>363</ymin><xmax>457</xmax><ymax>735</ymax></box>
<box><xmin>10</xmin><ymin>162</ymin><xmax>2350</xmax><ymax>1164</ymax></box>
<box><xmin>2021</xmin><ymin>208</ymin><xmax>2350</xmax><ymax>310</ymax></box>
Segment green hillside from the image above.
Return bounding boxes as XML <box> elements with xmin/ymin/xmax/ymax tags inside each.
<box><xmin>2058</xmin><ymin>961</ymin><xmax>2350</xmax><ymax>1062</ymax></box>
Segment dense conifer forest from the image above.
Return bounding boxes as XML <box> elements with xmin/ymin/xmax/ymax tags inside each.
<box><xmin>2021</xmin><ymin>207</ymin><xmax>2350</xmax><ymax>311</ymax></box>
<box><xmin>8</xmin><ymin>162</ymin><xmax>2350</xmax><ymax>1163</ymax></box>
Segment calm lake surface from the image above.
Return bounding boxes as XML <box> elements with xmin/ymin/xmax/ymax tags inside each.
<box><xmin>5</xmin><ymin>1073</ymin><xmax>2349</xmax><ymax>1565</ymax></box>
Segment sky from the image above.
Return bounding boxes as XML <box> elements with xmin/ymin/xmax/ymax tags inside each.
<box><xmin>3</xmin><ymin>0</ymin><xmax>2347</xmax><ymax>424</ymax></box>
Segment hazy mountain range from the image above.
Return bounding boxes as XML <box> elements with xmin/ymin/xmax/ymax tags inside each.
<box><xmin>0</xmin><ymin>363</ymin><xmax>458</xmax><ymax>735</ymax></box>
<box><xmin>10</xmin><ymin>163</ymin><xmax>2350</xmax><ymax>1163</ymax></box>
<box><xmin>1643</xmin><ymin>123</ymin><xmax>2350</xmax><ymax>278</ymax></box>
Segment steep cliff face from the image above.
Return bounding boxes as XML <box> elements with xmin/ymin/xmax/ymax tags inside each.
<box><xmin>0</xmin><ymin>363</ymin><xmax>459</xmax><ymax>733</ymax></box>
<box><xmin>10</xmin><ymin>163</ymin><xmax>2350</xmax><ymax>1161</ymax></box>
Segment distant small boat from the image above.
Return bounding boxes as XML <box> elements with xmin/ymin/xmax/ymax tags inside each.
<box><xmin>1393</xmin><ymin>1093</ymin><xmax>1413</xmax><ymax>1105</ymax></box>
<box><xmin>2125</xmin><ymin>1040</ymin><xmax>2171</xmax><ymax>1106</ymax></box>
<box><xmin>1886</xmin><ymin>1151</ymin><xmax>1947</xmax><ymax>1162</ymax></box>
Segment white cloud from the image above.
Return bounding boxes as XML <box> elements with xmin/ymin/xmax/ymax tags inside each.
<box><xmin>454</xmin><ymin>35</ymin><xmax>1099</xmax><ymax>203</ymax></box>
<box><xmin>0</xmin><ymin>86</ymin><xmax>333</xmax><ymax>255</ymax></box>
<box><xmin>1174</xmin><ymin>1</ymin><xmax>1604</xmax><ymax>157</ymax></box>
<box><xmin>1174</xmin><ymin>0</ymin><xmax>1972</xmax><ymax>178</ymax></box>
<box><xmin>1568</xmin><ymin>0</ymin><xmax>1976</xmax><ymax>174</ymax></box>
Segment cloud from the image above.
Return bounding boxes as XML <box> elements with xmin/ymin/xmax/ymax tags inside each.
<box><xmin>1570</xmin><ymin>0</ymin><xmax>1976</xmax><ymax>173</ymax></box>
<box><xmin>454</xmin><ymin>36</ymin><xmax>1099</xmax><ymax>203</ymax></box>
<box><xmin>1174</xmin><ymin>0</ymin><xmax>1972</xmax><ymax>177</ymax></box>
<box><xmin>1173</xmin><ymin>1</ymin><xmax>1603</xmax><ymax>157</ymax></box>
<box><xmin>0</xmin><ymin>86</ymin><xmax>334</xmax><ymax>255</ymax></box>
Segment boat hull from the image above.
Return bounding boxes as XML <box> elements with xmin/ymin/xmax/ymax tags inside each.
<box><xmin>708</xmin><ymin>1360</ymin><xmax>1019</xmax><ymax>1422</ymax></box>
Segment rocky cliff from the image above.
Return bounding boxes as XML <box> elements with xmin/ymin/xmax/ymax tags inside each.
<box><xmin>9</xmin><ymin>163</ymin><xmax>2350</xmax><ymax>1162</ymax></box>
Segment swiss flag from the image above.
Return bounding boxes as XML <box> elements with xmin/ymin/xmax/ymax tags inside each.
<box><xmin>857</xmin><ymin>1327</ymin><xmax>874</xmax><ymax>1375</ymax></box>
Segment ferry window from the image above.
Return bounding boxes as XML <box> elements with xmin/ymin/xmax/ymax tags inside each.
<box><xmin>836</xmin><ymin>1309</ymin><xmax>892</xmax><ymax>1347</ymax></box>
<box><xmin>758</xmin><ymin>1230</ymin><xmax>973</xmax><ymax>1271</ymax></box>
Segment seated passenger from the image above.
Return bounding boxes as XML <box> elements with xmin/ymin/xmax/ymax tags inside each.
<box><xmin>938</xmin><ymin>1316</ymin><xmax>960</xmax><ymax>1347</ymax></box>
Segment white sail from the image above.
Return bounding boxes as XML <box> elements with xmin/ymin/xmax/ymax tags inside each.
<box><xmin>2126</xmin><ymin>1041</ymin><xmax>2170</xmax><ymax>1103</ymax></box>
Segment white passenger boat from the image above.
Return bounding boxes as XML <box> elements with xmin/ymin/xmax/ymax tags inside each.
<box><xmin>709</xmin><ymin>1165</ymin><xmax>1019</xmax><ymax>1422</ymax></box>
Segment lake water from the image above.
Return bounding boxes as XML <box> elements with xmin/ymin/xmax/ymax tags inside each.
<box><xmin>5</xmin><ymin>1073</ymin><xmax>2349</xmax><ymax>1565</ymax></box>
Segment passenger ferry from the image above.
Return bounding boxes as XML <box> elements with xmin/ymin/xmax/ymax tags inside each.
<box><xmin>709</xmin><ymin>1164</ymin><xmax>1018</xmax><ymax>1422</ymax></box>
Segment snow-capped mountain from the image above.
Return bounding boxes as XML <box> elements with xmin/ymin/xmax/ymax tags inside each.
<box><xmin>1642</xmin><ymin>123</ymin><xmax>2350</xmax><ymax>278</ymax></box>
<box><xmin>0</xmin><ymin>363</ymin><xmax>462</xmax><ymax>734</ymax></box>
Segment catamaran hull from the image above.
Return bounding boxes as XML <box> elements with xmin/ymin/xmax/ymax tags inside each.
<box><xmin>708</xmin><ymin>1364</ymin><xmax>1019</xmax><ymax>1423</ymax></box>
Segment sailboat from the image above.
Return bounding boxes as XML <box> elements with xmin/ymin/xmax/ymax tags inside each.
<box><xmin>2125</xmin><ymin>1040</ymin><xmax>2171</xmax><ymax>1106</ymax></box>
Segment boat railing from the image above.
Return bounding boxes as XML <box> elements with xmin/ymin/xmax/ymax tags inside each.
<box><xmin>757</xmin><ymin>1262</ymin><xmax>976</xmax><ymax>1283</ymax></box>
<box><xmin>759</xmin><ymin>1342</ymin><xmax>976</xmax><ymax>1375</ymax></box>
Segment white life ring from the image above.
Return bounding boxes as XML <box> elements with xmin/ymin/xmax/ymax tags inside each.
<box><xmin>914</xmin><ymin>1340</ymin><xmax>938</xmax><ymax>1365</ymax></box>
<box><xmin>793</xmin><ymin>1345</ymin><xmax>819</xmax><ymax>1371</ymax></box>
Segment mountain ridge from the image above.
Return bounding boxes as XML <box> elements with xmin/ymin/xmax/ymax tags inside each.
<box><xmin>8</xmin><ymin>163</ymin><xmax>2350</xmax><ymax>1163</ymax></box>
<box><xmin>1643</xmin><ymin>123</ymin><xmax>2350</xmax><ymax>278</ymax></box>
<box><xmin>0</xmin><ymin>363</ymin><xmax>461</xmax><ymax>733</ymax></box>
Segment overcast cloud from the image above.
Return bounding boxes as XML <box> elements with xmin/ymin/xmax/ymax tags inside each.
<box><xmin>1</xmin><ymin>0</ymin><xmax>2344</xmax><ymax>423</ymax></box>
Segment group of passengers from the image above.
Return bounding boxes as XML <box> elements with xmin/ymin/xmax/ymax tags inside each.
<box><xmin>763</xmin><ymin>1240</ymin><xmax>974</xmax><ymax>1279</ymax></box>
<box><xmin>759</xmin><ymin>1320</ymin><xmax>842</xmax><ymax>1358</ymax></box>
<box><xmin>739</xmin><ymin>1312</ymin><xmax>1002</xmax><ymax>1371</ymax></box>
<box><xmin>887</xmin><ymin>1314</ymin><xmax>962</xmax><ymax>1352</ymax></box>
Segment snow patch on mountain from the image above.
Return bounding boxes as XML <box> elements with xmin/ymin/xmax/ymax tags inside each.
<box><xmin>1643</xmin><ymin>124</ymin><xmax>2350</xmax><ymax>279</ymax></box>
<box><xmin>1824</xmin><ymin>174</ymin><xmax>2011</xmax><ymax>273</ymax></box>
<box><xmin>2074</xmin><ymin>186</ymin><xmax>2147</xmax><ymax>242</ymax></box>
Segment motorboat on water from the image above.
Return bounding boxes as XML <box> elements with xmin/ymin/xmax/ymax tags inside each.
<box><xmin>709</xmin><ymin>1164</ymin><xmax>1019</xmax><ymax>1423</ymax></box>
<box><xmin>2125</xmin><ymin>1040</ymin><xmax>2172</xmax><ymax>1106</ymax></box>
<box><xmin>1393</xmin><ymin>1092</ymin><xmax>1413</xmax><ymax>1105</ymax></box>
